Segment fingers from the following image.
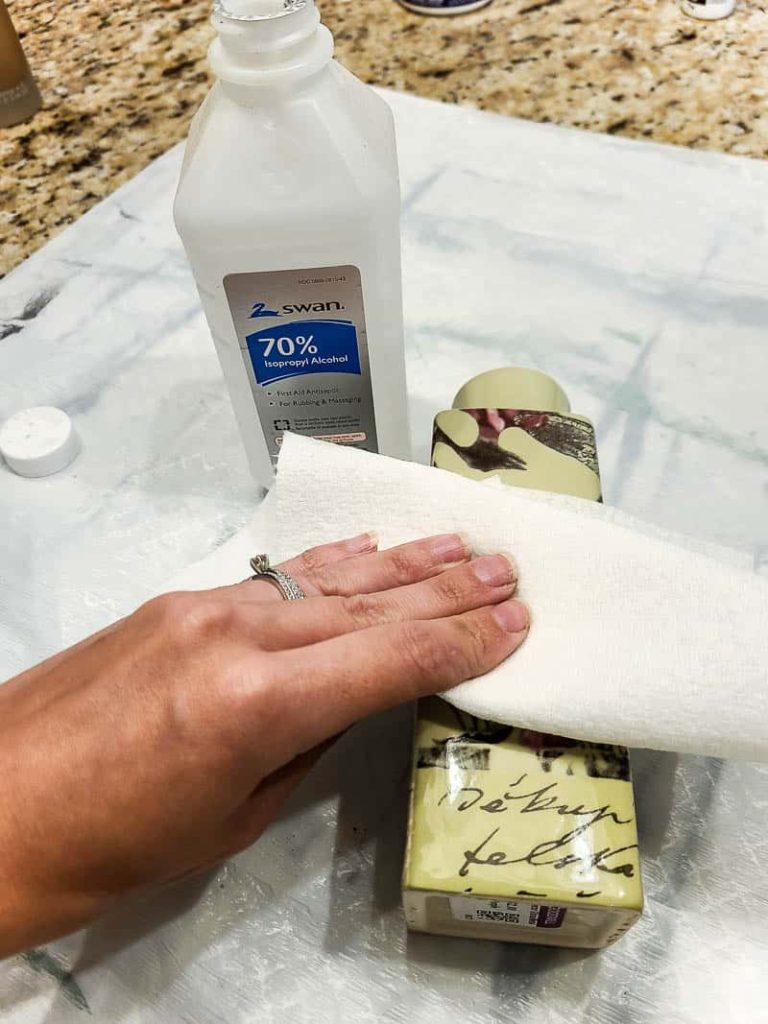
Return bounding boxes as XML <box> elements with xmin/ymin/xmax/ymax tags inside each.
<box><xmin>239</xmin><ymin>532</ymin><xmax>378</xmax><ymax>603</ymax></box>
<box><xmin>304</xmin><ymin>533</ymin><xmax>470</xmax><ymax>596</ymax></box>
<box><xmin>241</xmin><ymin>532</ymin><xmax>470</xmax><ymax>606</ymax></box>
<box><xmin>248</xmin><ymin>554</ymin><xmax>518</xmax><ymax>650</ymax></box>
<box><xmin>280</xmin><ymin>532</ymin><xmax>379</xmax><ymax>582</ymax></box>
<box><xmin>258</xmin><ymin>600</ymin><xmax>530</xmax><ymax>756</ymax></box>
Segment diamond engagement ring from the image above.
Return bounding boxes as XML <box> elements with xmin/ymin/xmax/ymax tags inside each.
<box><xmin>248</xmin><ymin>554</ymin><xmax>306</xmax><ymax>601</ymax></box>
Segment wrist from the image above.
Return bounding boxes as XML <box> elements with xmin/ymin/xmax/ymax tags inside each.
<box><xmin>0</xmin><ymin>865</ymin><xmax>105</xmax><ymax>959</ymax></box>
<box><xmin>0</xmin><ymin>808</ymin><xmax>103</xmax><ymax>958</ymax></box>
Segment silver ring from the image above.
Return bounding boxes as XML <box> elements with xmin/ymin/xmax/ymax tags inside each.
<box><xmin>248</xmin><ymin>554</ymin><xmax>306</xmax><ymax>601</ymax></box>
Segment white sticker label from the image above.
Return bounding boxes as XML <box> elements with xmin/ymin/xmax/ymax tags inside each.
<box><xmin>449</xmin><ymin>897</ymin><xmax>566</xmax><ymax>929</ymax></box>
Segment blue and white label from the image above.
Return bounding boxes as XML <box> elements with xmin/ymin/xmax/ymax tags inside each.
<box><xmin>224</xmin><ymin>265</ymin><xmax>378</xmax><ymax>461</ymax></box>
<box><xmin>245</xmin><ymin>318</ymin><xmax>361</xmax><ymax>386</ymax></box>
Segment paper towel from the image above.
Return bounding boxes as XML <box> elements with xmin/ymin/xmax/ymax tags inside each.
<box><xmin>168</xmin><ymin>434</ymin><xmax>768</xmax><ymax>762</ymax></box>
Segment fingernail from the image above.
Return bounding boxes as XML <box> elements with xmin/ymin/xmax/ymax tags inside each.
<box><xmin>493</xmin><ymin>599</ymin><xmax>530</xmax><ymax>634</ymax></box>
<box><xmin>344</xmin><ymin>531</ymin><xmax>379</xmax><ymax>553</ymax></box>
<box><xmin>471</xmin><ymin>554</ymin><xmax>516</xmax><ymax>587</ymax></box>
<box><xmin>429</xmin><ymin>533</ymin><xmax>469</xmax><ymax>564</ymax></box>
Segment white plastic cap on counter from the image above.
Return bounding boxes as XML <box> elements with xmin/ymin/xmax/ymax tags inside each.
<box><xmin>0</xmin><ymin>406</ymin><xmax>80</xmax><ymax>478</ymax></box>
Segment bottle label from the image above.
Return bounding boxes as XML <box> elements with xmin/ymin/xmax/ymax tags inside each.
<box><xmin>449</xmin><ymin>897</ymin><xmax>566</xmax><ymax>929</ymax></box>
<box><xmin>224</xmin><ymin>265</ymin><xmax>378</xmax><ymax>461</ymax></box>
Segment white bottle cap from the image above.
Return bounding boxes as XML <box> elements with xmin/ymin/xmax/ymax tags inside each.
<box><xmin>0</xmin><ymin>406</ymin><xmax>81</xmax><ymax>478</ymax></box>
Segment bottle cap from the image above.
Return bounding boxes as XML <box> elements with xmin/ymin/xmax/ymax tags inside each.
<box><xmin>452</xmin><ymin>367</ymin><xmax>571</xmax><ymax>414</ymax></box>
<box><xmin>0</xmin><ymin>406</ymin><xmax>81</xmax><ymax>478</ymax></box>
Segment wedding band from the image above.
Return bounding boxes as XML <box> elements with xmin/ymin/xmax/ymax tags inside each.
<box><xmin>248</xmin><ymin>554</ymin><xmax>306</xmax><ymax>601</ymax></box>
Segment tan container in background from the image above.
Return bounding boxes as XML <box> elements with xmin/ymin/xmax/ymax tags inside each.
<box><xmin>403</xmin><ymin>368</ymin><xmax>643</xmax><ymax>949</ymax></box>
<box><xmin>0</xmin><ymin>0</ymin><xmax>41</xmax><ymax>128</ymax></box>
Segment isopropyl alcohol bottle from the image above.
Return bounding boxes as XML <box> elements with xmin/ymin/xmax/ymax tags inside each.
<box><xmin>174</xmin><ymin>0</ymin><xmax>410</xmax><ymax>487</ymax></box>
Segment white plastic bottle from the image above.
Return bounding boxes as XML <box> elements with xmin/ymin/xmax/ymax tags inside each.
<box><xmin>174</xmin><ymin>0</ymin><xmax>410</xmax><ymax>487</ymax></box>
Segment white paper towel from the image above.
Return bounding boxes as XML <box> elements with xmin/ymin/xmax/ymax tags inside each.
<box><xmin>169</xmin><ymin>434</ymin><xmax>768</xmax><ymax>762</ymax></box>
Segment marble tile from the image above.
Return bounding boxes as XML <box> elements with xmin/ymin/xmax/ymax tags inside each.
<box><xmin>1</xmin><ymin>89</ymin><xmax>767</xmax><ymax>1023</ymax></box>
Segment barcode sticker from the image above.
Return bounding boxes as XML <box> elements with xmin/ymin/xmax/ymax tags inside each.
<box><xmin>449</xmin><ymin>897</ymin><xmax>566</xmax><ymax>929</ymax></box>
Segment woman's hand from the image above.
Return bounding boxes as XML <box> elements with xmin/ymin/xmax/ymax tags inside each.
<box><xmin>0</xmin><ymin>532</ymin><xmax>529</xmax><ymax>957</ymax></box>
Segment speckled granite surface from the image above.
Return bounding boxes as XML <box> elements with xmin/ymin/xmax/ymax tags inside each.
<box><xmin>2</xmin><ymin>0</ymin><xmax>767</xmax><ymax>276</ymax></box>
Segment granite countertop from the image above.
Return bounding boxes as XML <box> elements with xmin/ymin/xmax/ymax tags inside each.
<box><xmin>2</xmin><ymin>0</ymin><xmax>767</xmax><ymax>276</ymax></box>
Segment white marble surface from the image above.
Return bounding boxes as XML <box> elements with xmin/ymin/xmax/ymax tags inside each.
<box><xmin>1</xmin><ymin>89</ymin><xmax>767</xmax><ymax>1023</ymax></box>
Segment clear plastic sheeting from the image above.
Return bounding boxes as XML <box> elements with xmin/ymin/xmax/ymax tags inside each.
<box><xmin>1</xmin><ymin>90</ymin><xmax>767</xmax><ymax>1023</ymax></box>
